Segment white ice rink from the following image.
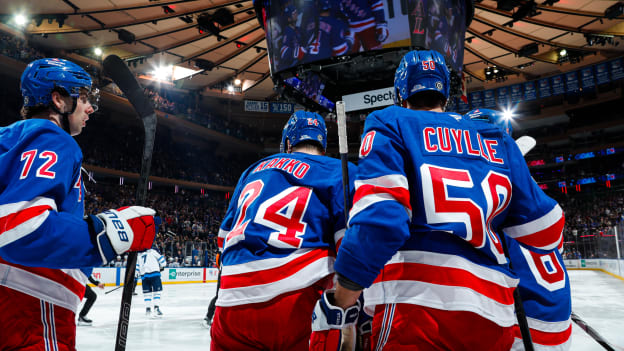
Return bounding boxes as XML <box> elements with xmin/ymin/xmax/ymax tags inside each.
<box><xmin>76</xmin><ymin>270</ymin><xmax>624</xmax><ymax>350</ymax></box>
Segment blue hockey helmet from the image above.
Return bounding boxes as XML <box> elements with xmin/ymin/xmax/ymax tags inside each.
<box><xmin>465</xmin><ymin>108</ymin><xmax>513</xmax><ymax>135</ymax></box>
<box><xmin>21</xmin><ymin>58</ymin><xmax>95</xmax><ymax>109</ymax></box>
<box><xmin>284</xmin><ymin>4</ymin><xmax>297</xmax><ymax>17</ymax></box>
<box><xmin>319</xmin><ymin>0</ymin><xmax>332</xmax><ymax>11</ymax></box>
<box><xmin>280</xmin><ymin>110</ymin><xmax>327</xmax><ymax>152</ymax></box>
<box><xmin>394</xmin><ymin>50</ymin><xmax>450</xmax><ymax>106</ymax></box>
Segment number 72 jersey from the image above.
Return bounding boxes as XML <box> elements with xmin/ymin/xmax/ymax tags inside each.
<box><xmin>335</xmin><ymin>106</ymin><xmax>565</xmax><ymax>327</ymax></box>
<box><xmin>216</xmin><ymin>152</ymin><xmax>355</xmax><ymax>307</ymax></box>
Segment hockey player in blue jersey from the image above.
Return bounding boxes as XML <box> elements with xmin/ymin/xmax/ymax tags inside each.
<box><xmin>466</xmin><ymin>108</ymin><xmax>572</xmax><ymax>350</ymax></box>
<box><xmin>337</xmin><ymin>0</ymin><xmax>388</xmax><ymax>52</ymax></box>
<box><xmin>310</xmin><ymin>50</ymin><xmax>565</xmax><ymax>350</ymax></box>
<box><xmin>276</xmin><ymin>5</ymin><xmax>307</xmax><ymax>72</ymax></box>
<box><xmin>0</xmin><ymin>58</ymin><xmax>158</xmax><ymax>351</ymax></box>
<box><xmin>210</xmin><ymin>111</ymin><xmax>356</xmax><ymax>350</ymax></box>
<box><xmin>304</xmin><ymin>0</ymin><xmax>354</xmax><ymax>63</ymax></box>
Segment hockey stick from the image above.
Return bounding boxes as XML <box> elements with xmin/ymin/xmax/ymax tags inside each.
<box><xmin>103</xmin><ymin>54</ymin><xmax>157</xmax><ymax>351</ymax></box>
<box><xmin>336</xmin><ymin>101</ymin><xmax>357</xmax><ymax>351</ymax></box>
<box><xmin>336</xmin><ymin>101</ymin><xmax>351</xmax><ymax>223</ymax></box>
<box><xmin>571</xmin><ymin>312</ymin><xmax>618</xmax><ymax>351</ymax></box>
<box><xmin>105</xmin><ymin>285</ymin><xmax>124</xmax><ymax>295</ymax></box>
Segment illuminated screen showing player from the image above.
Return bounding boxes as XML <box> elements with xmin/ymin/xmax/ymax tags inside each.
<box><xmin>259</xmin><ymin>0</ymin><xmax>468</xmax><ymax>74</ymax></box>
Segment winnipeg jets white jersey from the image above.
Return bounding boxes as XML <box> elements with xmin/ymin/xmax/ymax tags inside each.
<box><xmin>137</xmin><ymin>249</ymin><xmax>165</xmax><ymax>276</ymax></box>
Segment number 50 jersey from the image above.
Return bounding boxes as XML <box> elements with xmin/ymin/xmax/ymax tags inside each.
<box><xmin>216</xmin><ymin>152</ymin><xmax>356</xmax><ymax>307</ymax></box>
<box><xmin>335</xmin><ymin>106</ymin><xmax>565</xmax><ymax>328</ymax></box>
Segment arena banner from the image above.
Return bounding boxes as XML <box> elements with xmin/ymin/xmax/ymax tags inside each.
<box><xmin>565</xmin><ymin>71</ymin><xmax>579</xmax><ymax>93</ymax></box>
<box><xmin>482</xmin><ymin>89</ymin><xmax>495</xmax><ymax>108</ymax></box>
<box><xmin>551</xmin><ymin>74</ymin><xmax>565</xmax><ymax>96</ymax></box>
<box><xmin>496</xmin><ymin>86</ymin><xmax>509</xmax><ymax>107</ymax></box>
<box><xmin>342</xmin><ymin>87</ymin><xmax>394</xmax><ymax>112</ymax></box>
<box><xmin>510</xmin><ymin>84</ymin><xmax>523</xmax><ymax>103</ymax></box>
<box><xmin>595</xmin><ymin>62</ymin><xmax>610</xmax><ymax>85</ymax></box>
<box><xmin>244</xmin><ymin>100</ymin><xmax>269</xmax><ymax>113</ymax></box>
<box><xmin>469</xmin><ymin>91</ymin><xmax>482</xmax><ymax>108</ymax></box>
<box><xmin>270</xmin><ymin>102</ymin><xmax>296</xmax><ymax>113</ymax></box>
<box><xmin>538</xmin><ymin>78</ymin><xmax>551</xmax><ymax>98</ymax></box>
<box><xmin>580</xmin><ymin>66</ymin><xmax>595</xmax><ymax>89</ymax></box>
<box><xmin>90</xmin><ymin>268</ymin><xmax>219</xmax><ymax>286</ymax></box>
<box><xmin>609</xmin><ymin>58</ymin><xmax>624</xmax><ymax>81</ymax></box>
<box><xmin>92</xmin><ymin>267</ymin><xmax>118</xmax><ymax>286</ymax></box>
<box><xmin>523</xmin><ymin>81</ymin><xmax>537</xmax><ymax>101</ymax></box>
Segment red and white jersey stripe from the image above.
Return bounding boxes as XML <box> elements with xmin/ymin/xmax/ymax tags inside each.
<box><xmin>0</xmin><ymin>258</ymin><xmax>87</xmax><ymax>313</ymax></box>
<box><xmin>217</xmin><ymin>248</ymin><xmax>334</xmax><ymax>307</ymax></box>
<box><xmin>362</xmin><ymin>250</ymin><xmax>519</xmax><ymax>327</ymax></box>
<box><xmin>511</xmin><ymin>318</ymin><xmax>572</xmax><ymax>350</ymax></box>
<box><xmin>348</xmin><ymin>17</ymin><xmax>376</xmax><ymax>32</ymax></box>
<box><xmin>0</xmin><ymin>197</ymin><xmax>56</xmax><ymax>247</ymax></box>
<box><xmin>349</xmin><ymin>174</ymin><xmax>411</xmax><ymax>225</ymax></box>
<box><xmin>503</xmin><ymin>205</ymin><xmax>565</xmax><ymax>251</ymax></box>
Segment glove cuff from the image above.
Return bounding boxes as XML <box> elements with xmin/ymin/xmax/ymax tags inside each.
<box><xmin>87</xmin><ymin>215</ymin><xmax>116</xmax><ymax>264</ymax></box>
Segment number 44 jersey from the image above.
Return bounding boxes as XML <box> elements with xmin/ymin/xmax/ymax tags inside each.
<box><xmin>335</xmin><ymin>106</ymin><xmax>565</xmax><ymax>328</ymax></box>
<box><xmin>216</xmin><ymin>152</ymin><xmax>356</xmax><ymax>307</ymax></box>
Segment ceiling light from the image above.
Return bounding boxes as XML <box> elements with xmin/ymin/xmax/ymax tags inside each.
<box><xmin>152</xmin><ymin>65</ymin><xmax>173</xmax><ymax>80</ymax></box>
<box><xmin>227</xmin><ymin>85</ymin><xmax>234</xmax><ymax>92</ymax></box>
<box><xmin>559</xmin><ymin>48</ymin><xmax>567</xmax><ymax>57</ymax></box>
<box><xmin>234</xmin><ymin>78</ymin><xmax>241</xmax><ymax>86</ymax></box>
<box><xmin>493</xmin><ymin>67</ymin><xmax>499</xmax><ymax>73</ymax></box>
<box><xmin>14</xmin><ymin>14</ymin><xmax>28</xmax><ymax>27</ymax></box>
<box><xmin>93</xmin><ymin>47</ymin><xmax>103</xmax><ymax>56</ymax></box>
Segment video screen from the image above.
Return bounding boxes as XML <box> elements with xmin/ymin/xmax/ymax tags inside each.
<box><xmin>284</xmin><ymin>72</ymin><xmax>336</xmax><ymax>110</ymax></box>
<box><xmin>261</xmin><ymin>0</ymin><xmax>467</xmax><ymax>74</ymax></box>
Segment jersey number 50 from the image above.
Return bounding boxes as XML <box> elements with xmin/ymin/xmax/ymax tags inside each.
<box><xmin>226</xmin><ymin>180</ymin><xmax>312</xmax><ymax>249</ymax></box>
<box><xmin>421</xmin><ymin>164</ymin><xmax>511</xmax><ymax>264</ymax></box>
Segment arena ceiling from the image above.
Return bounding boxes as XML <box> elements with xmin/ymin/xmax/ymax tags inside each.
<box><xmin>2</xmin><ymin>0</ymin><xmax>624</xmax><ymax>100</ymax></box>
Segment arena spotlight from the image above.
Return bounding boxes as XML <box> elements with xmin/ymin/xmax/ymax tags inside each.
<box><xmin>93</xmin><ymin>47</ymin><xmax>103</xmax><ymax>56</ymax></box>
<box><xmin>13</xmin><ymin>14</ymin><xmax>28</xmax><ymax>27</ymax></box>
<box><xmin>227</xmin><ymin>85</ymin><xmax>234</xmax><ymax>92</ymax></box>
<box><xmin>503</xmin><ymin>109</ymin><xmax>514</xmax><ymax>121</ymax></box>
<box><xmin>152</xmin><ymin>65</ymin><xmax>172</xmax><ymax>80</ymax></box>
<box><xmin>559</xmin><ymin>48</ymin><xmax>567</xmax><ymax>57</ymax></box>
<box><xmin>234</xmin><ymin>78</ymin><xmax>241</xmax><ymax>86</ymax></box>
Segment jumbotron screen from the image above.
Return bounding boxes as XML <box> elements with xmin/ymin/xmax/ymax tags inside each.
<box><xmin>259</xmin><ymin>0</ymin><xmax>468</xmax><ymax>74</ymax></box>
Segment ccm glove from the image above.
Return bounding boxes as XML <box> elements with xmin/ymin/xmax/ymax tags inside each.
<box><xmin>88</xmin><ymin>206</ymin><xmax>157</xmax><ymax>264</ymax></box>
<box><xmin>376</xmin><ymin>22</ymin><xmax>389</xmax><ymax>42</ymax></box>
<box><xmin>310</xmin><ymin>290</ymin><xmax>360</xmax><ymax>351</ymax></box>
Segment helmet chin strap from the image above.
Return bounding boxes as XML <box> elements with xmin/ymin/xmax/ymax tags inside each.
<box><xmin>50</xmin><ymin>97</ymin><xmax>77</xmax><ymax>133</ymax></box>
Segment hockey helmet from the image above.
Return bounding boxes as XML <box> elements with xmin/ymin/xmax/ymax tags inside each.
<box><xmin>465</xmin><ymin>108</ymin><xmax>512</xmax><ymax>135</ymax></box>
<box><xmin>319</xmin><ymin>0</ymin><xmax>332</xmax><ymax>11</ymax></box>
<box><xmin>394</xmin><ymin>50</ymin><xmax>450</xmax><ymax>106</ymax></box>
<box><xmin>280</xmin><ymin>110</ymin><xmax>327</xmax><ymax>152</ymax></box>
<box><xmin>21</xmin><ymin>58</ymin><xmax>99</xmax><ymax>111</ymax></box>
<box><xmin>284</xmin><ymin>4</ymin><xmax>297</xmax><ymax>18</ymax></box>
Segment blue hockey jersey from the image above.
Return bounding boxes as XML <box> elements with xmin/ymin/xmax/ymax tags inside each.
<box><xmin>216</xmin><ymin>152</ymin><xmax>356</xmax><ymax>307</ymax></box>
<box><xmin>339</xmin><ymin>0</ymin><xmax>385</xmax><ymax>32</ymax></box>
<box><xmin>0</xmin><ymin>119</ymin><xmax>104</xmax><ymax>313</ymax></box>
<box><xmin>277</xmin><ymin>25</ymin><xmax>306</xmax><ymax>71</ymax></box>
<box><xmin>335</xmin><ymin>106</ymin><xmax>565</xmax><ymax>327</ymax></box>
<box><xmin>304</xmin><ymin>15</ymin><xmax>352</xmax><ymax>61</ymax></box>
<box><xmin>507</xmin><ymin>237</ymin><xmax>572</xmax><ymax>350</ymax></box>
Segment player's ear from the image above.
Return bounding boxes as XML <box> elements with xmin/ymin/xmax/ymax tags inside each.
<box><xmin>51</xmin><ymin>91</ymin><xmax>68</xmax><ymax>112</ymax></box>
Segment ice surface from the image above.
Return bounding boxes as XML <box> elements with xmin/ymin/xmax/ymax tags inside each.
<box><xmin>76</xmin><ymin>270</ymin><xmax>624</xmax><ymax>350</ymax></box>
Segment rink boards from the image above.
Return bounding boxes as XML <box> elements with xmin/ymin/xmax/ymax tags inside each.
<box><xmin>91</xmin><ymin>267</ymin><xmax>219</xmax><ymax>286</ymax></box>
<box><xmin>91</xmin><ymin>260</ymin><xmax>623</xmax><ymax>287</ymax></box>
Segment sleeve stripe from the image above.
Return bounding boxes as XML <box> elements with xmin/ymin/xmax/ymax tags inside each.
<box><xmin>333</xmin><ymin>43</ymin><xmax>348</xmax><ymax>56</ymax></box>
<box><xmin>0</xmin><ymin>197</ymin><xmax>57</xmax><ymax>247</ymax></box>
<box><xmin>349</xmin><ymin>174</ymin><xmax>412</xmax><ymax>224</ymax></box>
<box><xmin>218</xmin><ymin>228</ymin><xmax>229</xmax><ymax>249</ymax></box>
<box><xmin>334</xmin><ymin>228</ymin><xmax>345</xmax><ymax>252</ymax></box>
<box><xmin>354</xmin><ymin>174</ymin><xmax>409</xmax><ymax>190</ymax></box>
<box><xmin>349</xmin><ymin>192</ymin><xmax>412</xmax><ymax>226</ymax></box>
<box><xmin>503</xmin><ymin>205</ymin><xmax>563</xmax><ymax>238</ymax></box>
<box><xmin>504</xmin><ymin>205</ymin><xmax>565</xmax><ymax>250</ymax></box>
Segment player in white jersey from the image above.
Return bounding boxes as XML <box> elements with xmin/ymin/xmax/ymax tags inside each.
<box><xmin>0</xmin><ymin>58</ymin><xmax>158</xmax><ymax>350</ymax></box>
<box><xmin>311</xmin><ymin>50</ymin><xmax>565</xmax><ymax>350</ymax></box>
<box><xmin>137</xmin><ymin>248</ymin><xmax>166</xmax><ymax>317</ymax></box>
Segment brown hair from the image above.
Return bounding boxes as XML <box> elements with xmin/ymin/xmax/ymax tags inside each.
<box><xmin>406</xmin><ymin>90</ymin><xmax>447</xmax><ymax>111</ymax></box>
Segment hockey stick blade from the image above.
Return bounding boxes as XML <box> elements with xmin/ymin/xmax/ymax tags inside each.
<box><xmin>515</xmin><ymin>136</ymin><xmax>536</xmax><ymax>157</ymax></box>
<box><xmin>105</xmin><ymin>285</ymin><xmax>124</xmax><ymax>295</ymax></box>
<box><xmin>571</xmin><ymin>312</ymin><xmax>617</xmax><ymax>351</ymax></box>
<box><xmin>103</xmin><ymin>55</ymin><xmax>157</xmax><ymax>351</ymax></box>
